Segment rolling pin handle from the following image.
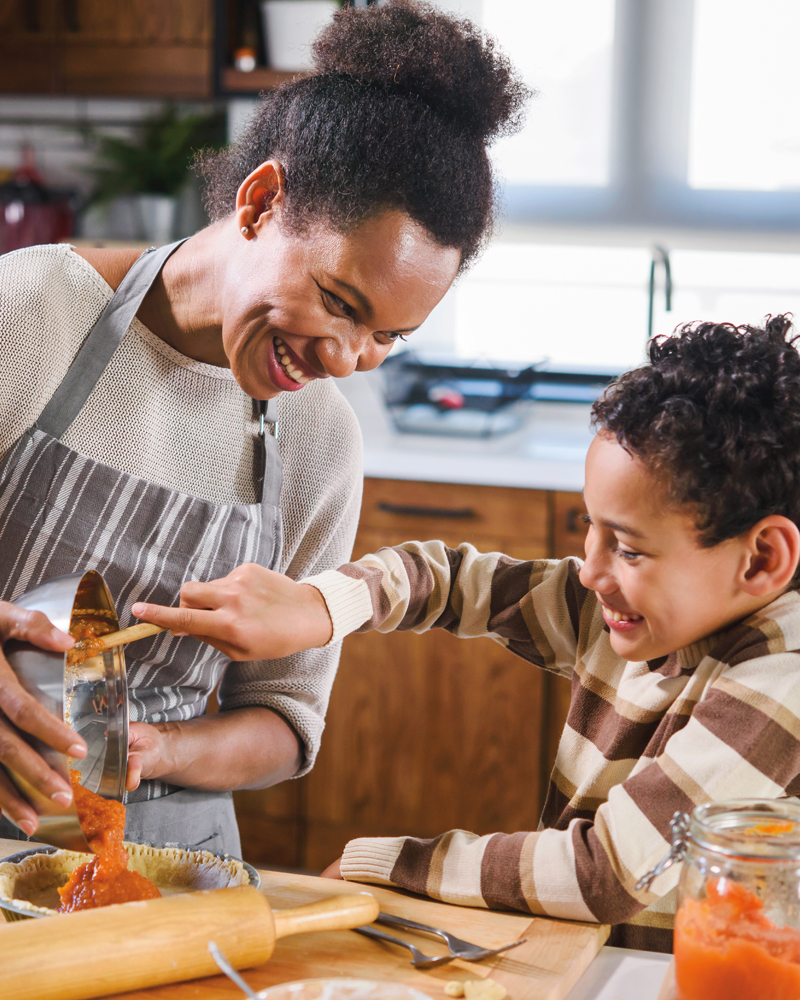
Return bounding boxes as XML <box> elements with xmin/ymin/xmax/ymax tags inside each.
<box><xmin>272</xmin><ymin>892</ymin><xmax>380</xmax><ymax>941</ymax></box>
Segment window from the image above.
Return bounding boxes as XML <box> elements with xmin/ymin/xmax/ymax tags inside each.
<box><xmin>414</xmin><ymin>1</ymin><xmax>800</xmax><ymax>372</ymax></box>
<box><xmin>483</xmin><ymin>0</ymin><xmax>616</xmax><ymax>187</ymax></box>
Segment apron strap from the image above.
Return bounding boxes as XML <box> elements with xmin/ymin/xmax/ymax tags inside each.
<box><xmin>257</xmin><ymin>398</ymin><xmax>283</xmax><ymax>510</ymax></box>
<box><xmin>36</xmin><ymin>239</ymin><xmax>189</xmax><ymax>440</ymax></box>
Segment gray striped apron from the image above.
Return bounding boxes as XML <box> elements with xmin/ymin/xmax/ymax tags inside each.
<box><xmin>0</xmin><ymin>240</ymin><xmax>283</xmax><ymax>857</ymax></box>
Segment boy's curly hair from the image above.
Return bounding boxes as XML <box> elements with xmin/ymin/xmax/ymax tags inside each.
<box><xmin>592</xmin><ymin>315</ymin><xmax>800</xmax><ymax>546</ymax></box>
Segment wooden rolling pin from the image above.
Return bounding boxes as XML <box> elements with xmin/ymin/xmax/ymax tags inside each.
<box><xmin>2</xmin><ymin>885</ymin><xmax>379</xmax><ymax>1000</ymax></box>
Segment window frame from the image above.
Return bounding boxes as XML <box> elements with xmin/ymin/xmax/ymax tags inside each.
<box><xmin>500</xmin><ymin>0</ymin><xmax>800</xmax><ymax>240</ymax></box>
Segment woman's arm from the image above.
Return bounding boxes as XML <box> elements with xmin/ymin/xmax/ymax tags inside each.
<box><xmin>126</xmin><ymin>706</ymin><xmax>301</xmax><ymax>792</ymax></box>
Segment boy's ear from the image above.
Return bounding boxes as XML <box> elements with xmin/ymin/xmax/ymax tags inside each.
<box><xmin>739</xmin><ymin>515</ymin><xmax>800</xmax><ymax>596</ymax></box>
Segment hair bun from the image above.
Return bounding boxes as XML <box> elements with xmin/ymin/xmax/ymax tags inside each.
<box><xmin>311</xmin><ymin>0</ymin><xmax>528</xmax><ymax>143</ymax></box>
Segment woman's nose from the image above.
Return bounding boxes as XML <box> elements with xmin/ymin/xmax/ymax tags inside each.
<box><xmin>316</xmin><ymin>331</ymin><xmax>386</xmax><ymax>379</ymax></box>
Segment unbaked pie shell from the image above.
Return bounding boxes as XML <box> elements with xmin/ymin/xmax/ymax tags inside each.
<box><xmin>0</xmin><ymin>842</ymin><xmax>253</xmax><ymax>916</ymax></box>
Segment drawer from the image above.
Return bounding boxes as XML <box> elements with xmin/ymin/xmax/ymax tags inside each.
<box><xmin>359</xmin><ymin>478</ymin><xmax>549</xmax><ymax>548</ymax></box>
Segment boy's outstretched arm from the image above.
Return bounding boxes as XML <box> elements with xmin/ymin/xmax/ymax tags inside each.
<box><xmin>134</xmin><ymin>542</ymin><xmax>591</xmax><ymax>674</ymax></box>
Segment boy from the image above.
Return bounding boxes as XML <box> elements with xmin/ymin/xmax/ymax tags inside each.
<box><xmin>135</xmin><ymin>316</ymin><xmax>800</xmax><ymax>951</ymax></box>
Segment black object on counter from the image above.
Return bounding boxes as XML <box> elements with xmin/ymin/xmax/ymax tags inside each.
<box><xmin>380</xmin><ymin>351</ymin><xmax>619</xmax><ymax>438</ymax></box>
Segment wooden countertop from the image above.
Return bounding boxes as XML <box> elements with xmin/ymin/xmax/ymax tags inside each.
<box><xmin>0</xmin><ymin>838</ymin><xmax>608</xmax><ymax>1000</ymax></box>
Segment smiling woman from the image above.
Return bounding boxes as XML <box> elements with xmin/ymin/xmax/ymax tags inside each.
<box><xmin>0</xmin><ymin>0</ymin><xmax>527</xmax><ymax>853</ymax></box>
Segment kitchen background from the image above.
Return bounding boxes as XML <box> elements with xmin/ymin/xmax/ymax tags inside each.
<box><xmin>1</xmin><ymin>0</ymin><xmax>799</xmax><ymax>871</ymax></box>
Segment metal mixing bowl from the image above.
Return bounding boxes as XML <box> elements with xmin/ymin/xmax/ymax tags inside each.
<box><xmin>3</xmin><ymin>570</ymin><xmax>128</xmax><ymax>851</ymax></box>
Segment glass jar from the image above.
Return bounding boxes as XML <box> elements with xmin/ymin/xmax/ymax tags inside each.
<box><xmin>649</xmin><ymin>800</ymin><xmax>800</xmax><ymax>1000</ymax></box>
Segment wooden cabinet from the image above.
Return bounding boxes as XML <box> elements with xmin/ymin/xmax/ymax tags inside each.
<box><xmin>0</xmin><ymin>0</ymin><xmax>214</xmax><ymax>97</ymax></box>
<box><xmin>235</xmin><ymin>479</ymin><xmax>590</xmax><ymax>871</ymax></box>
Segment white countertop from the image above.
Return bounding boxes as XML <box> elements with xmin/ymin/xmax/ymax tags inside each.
<box><xmin>565</xmin><ymin>946</ymin><xmax>671</xmax><ymax>1000</ymax></box>
<box><xmin>338</xmin><ymin>371</ymin><xmax>593</xmax><ymax>492</ymax></box>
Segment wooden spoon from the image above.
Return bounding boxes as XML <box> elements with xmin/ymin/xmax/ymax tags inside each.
<box><xmin>72</xmin><ymin>621</ymin><xmax>167</xmax><ymax>657</ymax></box>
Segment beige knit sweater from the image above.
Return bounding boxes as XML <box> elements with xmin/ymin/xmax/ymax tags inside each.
<box><xmin>0</xmin><ymin>242</ymin><xmax>365</xmax><ymax>771</ymax></box>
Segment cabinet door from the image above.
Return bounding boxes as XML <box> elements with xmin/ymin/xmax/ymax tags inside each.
<box><xmin>0</xmin><ymin>0</ymin><xmax>60</xmax><ymax>93</ymax></box>
<box><xmin>0</xmin><ymin>0</ymin><xmax>213</xmax><ymax>97</ymax></box>
<box><xmin>60</xmin><ymin>1</ymin><xmax>214</xmax><ymax>97</ymax></box>
<box><xmin>301</xmin><ymin>481</ymin><xmax>551</xmax><ymax>871</ymax></box>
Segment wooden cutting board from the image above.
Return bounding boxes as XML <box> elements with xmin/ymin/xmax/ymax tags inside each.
<box><xmin>0</xmin><ymin>838</ymin><xmax>608</xmax><ymax>1000</ymax></box>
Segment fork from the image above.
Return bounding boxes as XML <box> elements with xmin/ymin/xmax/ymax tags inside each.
<box><xmin>353</xmin><ymin>925</ymin><xmax>455</xmax><ymax>968</ymax></box>
<box><xmin>376</xmin><ymin>913</ymin><xmax>528</xmax><ymax>961</ymax></box>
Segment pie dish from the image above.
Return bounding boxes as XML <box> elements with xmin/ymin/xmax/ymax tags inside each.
<box><xmin>0</xmin><ymin>842</ymin><xmax>259</xmax><ymax>921</ymax></box>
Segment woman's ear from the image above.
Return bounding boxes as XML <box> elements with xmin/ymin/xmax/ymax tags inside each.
<box><xmin>235</xmin><ymin>160</ymin><xmax>286</xmax><ymax>237</ymax></box>
<box><xmin>740</xmin><ymin>515</ymin><xmax>800</xmax><ymax>596</ymax></box>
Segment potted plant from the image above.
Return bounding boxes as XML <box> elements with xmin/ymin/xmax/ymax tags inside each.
<box><xmin>84</xmin><ymin>104</ymin><xmax>224</xmax><ymax>243</ymax></box>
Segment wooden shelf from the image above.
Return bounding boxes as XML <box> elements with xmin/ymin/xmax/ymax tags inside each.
<box><xmin>220</xmin><ymin>67</ymin><xmax>299</xmax><ymax>93</ymax></box>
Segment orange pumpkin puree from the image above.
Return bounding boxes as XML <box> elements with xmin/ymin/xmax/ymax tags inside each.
<box><xmin>675</xmin><ymin>877</ymin><xmax>800</xmax><ymax>1000</ymax></box>
<box><xmin>67</xmin><ymin>616</ymin><xmax>115</xmax><ymax>665</ymax></box>
<box><xmin>57</xmin><ymin>771</ymin><xmax>161</xmax><ymax>912</ymax></box>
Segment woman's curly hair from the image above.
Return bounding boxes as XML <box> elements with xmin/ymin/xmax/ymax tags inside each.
<box><xmin>194</xmin><ymin>0</ymin><xmax>529</xmax><ymax>271</ymax></box>
<box><xmin>592</xmin><ymin>315</ymin><xmax>800</xmax><ymax>546</ymax></box>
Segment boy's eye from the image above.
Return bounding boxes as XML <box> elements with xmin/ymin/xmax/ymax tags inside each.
<box><xmin>616</xmin><ymin>546</ymin><xmax>641</xmax><ymax>562</ymax></box>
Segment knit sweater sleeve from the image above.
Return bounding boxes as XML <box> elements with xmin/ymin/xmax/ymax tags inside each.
<box><xmin>305</xmin><ymin>542</ymin><xmax>592</xmax><ymax>674</ymax></box>
<box><xmin>340</xmin><ymin>634</ymin><xmax>800</xmax><ymax>924</ymax></box>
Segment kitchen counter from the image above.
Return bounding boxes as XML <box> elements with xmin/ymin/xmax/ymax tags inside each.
<box><xmin>0</xmin><ymin>837</ymin><xmax>671</xmax><ymax>1000</ymax></box>
<box><xmin>337</xmin><ymin>371</ymin><xmax>592</xmax><ymax>493</ymax></box>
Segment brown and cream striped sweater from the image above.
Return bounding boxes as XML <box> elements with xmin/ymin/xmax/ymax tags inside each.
<box><xmin>305</xmin><ymin>542</ymin><xmax>800</xmax><ymax>951</ymax></box>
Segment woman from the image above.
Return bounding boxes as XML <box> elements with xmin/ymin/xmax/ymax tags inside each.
<box><xmin>0</xmin><ymin>0</ymin><xmax>526</xmax><ymax>854</ymax></box>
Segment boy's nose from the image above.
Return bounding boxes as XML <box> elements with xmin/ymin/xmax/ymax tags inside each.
<box><xmin>579</xmin><ymin>527</ymin><xmax>615</xmax><ymax>592</ymax></box>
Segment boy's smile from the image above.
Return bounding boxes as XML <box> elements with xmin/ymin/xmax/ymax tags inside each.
<box><xmin>580</xmin><ymin>432</ymin><xmax>772</xmax><ymax>662</ymax></box>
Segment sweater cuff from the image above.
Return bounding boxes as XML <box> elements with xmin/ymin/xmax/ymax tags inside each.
<box><xmin>301</xmin><ymin>570</ymin><xmax>373</xmax><ymax>646</ymax></box>
<box><xmin>340</xmin><ymin>836</ymin><xmax>407</xmax><ymax>884</ymax></box>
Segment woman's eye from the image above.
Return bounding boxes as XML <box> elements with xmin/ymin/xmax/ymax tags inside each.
<box><xmin>323</xmin><ymin>289</ymin><xmax>355</xmax><ymax>318</ymax></box>
<box><xmin>616</xmin><ymin>547</ymin><xmax>641</xmax><ymax>562</ymax></box>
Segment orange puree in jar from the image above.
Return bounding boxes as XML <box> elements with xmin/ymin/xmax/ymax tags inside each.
<box><xmin>57</xmin><ymin>771</ymin><xmax>161</xmax><ymax>912</ymax></box>
<box><xmin>675</xmin><ymin>877</ymin><xmax>800</xmax><ymax>1000</ymax></box>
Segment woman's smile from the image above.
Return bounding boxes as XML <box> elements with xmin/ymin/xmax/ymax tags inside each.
<box><xmin>267</xmin><ymin>335</ymin><xmax>320</xmax><ymax>391</ymax></box>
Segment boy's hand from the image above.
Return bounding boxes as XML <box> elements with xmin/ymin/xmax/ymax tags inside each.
<box><xmin>320</xmin><ymin>857</ymin><xmax>344</xmax><ymax>880</ymax></box>
<box><xmin>131</xmin><ymin>564</ymin><xmax>333</xmax><ymax>661</ymax></box>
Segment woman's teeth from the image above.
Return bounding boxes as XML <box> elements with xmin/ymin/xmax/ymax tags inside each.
<box><xmin>274</xmin><ymin>337</ymin><xmax>310</xmax><ymax>385</ymax></box>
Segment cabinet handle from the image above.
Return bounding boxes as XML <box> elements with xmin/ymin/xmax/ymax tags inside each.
<box><xmin>25</xmin><ymin>0</ymin><xmax>39</xmax><ymax>32</ymax></box>
<box><xmin>565</xmin><ymin>508</ymin><xmax>587</xmax><ymax>533</ymax></box>
<box><xmin>62</xmin><ymin>0</ymin><xmax>79</xmax><ymax>32</ymax></box>
<box><xmin>377</xmin><ymin>501</ymin><xmax>477</xmax><ymax>520</ymax></box>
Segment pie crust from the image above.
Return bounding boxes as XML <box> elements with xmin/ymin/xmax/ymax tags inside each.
<box><xmin>0</xmin><ymin>842</ymin><xmax>253</xmax><ymax>916</ymax></box>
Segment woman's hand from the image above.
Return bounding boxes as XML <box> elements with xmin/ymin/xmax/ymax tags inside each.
<box><xmin>320</xmin><ymin>857</ymin><xmax>344</xmax><ymax>880</ymax></box>
<box><xmin>131</xmin><ymin>564</ymin><xmax>333</xmax><ymax>661</ymax></box>
<box><xmin>125</xmin><ymin>722</ymin><xmax>166</xmax><ymax>792</ymax></box>
<box><xmin>0</xmin><ymin>602</ymin><xmax>87</xmax><ymax>833</ymax></box>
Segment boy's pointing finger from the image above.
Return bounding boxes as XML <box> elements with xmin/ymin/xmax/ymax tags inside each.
<box><xmin>131</xmin><ymin>602</ymin><xmax>217</xmax><ymax>638</ymax></box>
